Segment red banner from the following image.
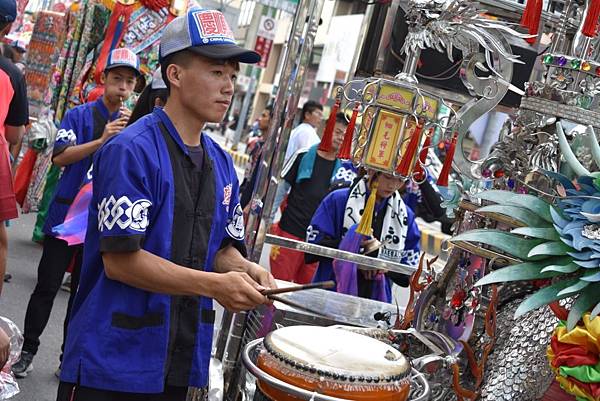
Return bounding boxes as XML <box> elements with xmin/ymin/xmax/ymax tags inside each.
<box><xmin>254</xmin><ymin>36</ymin><xmax>273</xmax><ymax>69</ymax></box>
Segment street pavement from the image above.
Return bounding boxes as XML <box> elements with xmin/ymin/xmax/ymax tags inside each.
<box><xmin>2</xmin><ymin>213</ymin><xmax>66</xmax><ymax>401</ymax></box>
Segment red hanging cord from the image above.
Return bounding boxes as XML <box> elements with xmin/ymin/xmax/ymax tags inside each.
<box><xmin>413</xmin><ymin>134</ymin><xmax>432</xmax><ymax>181</ymax></box>
<box><xmin>583</xmin><ymin>0</ymin><xmax>600</xmax><ymax>37</ymax></box>
<box><xmin>396</xmin><ymin>121</ymin><xmax>423</xmax><ymax>177</ymax></box>
<box><xmin>437</xmin><ymin>132</ymin><xmax>458</xmax><ymax>187</ymax></box>
<box><xmin>318</xmin><ymin>95</ymin><xmax>341</xmax><ymax>152</ymax></box>
<box><xmin>93</xmin><ymin>3</ymin><xmax>135</xmax><ymax>84</ymax></box>
<box><xmin>337</xmin><ymin>103</ymin><xmax>359</xmax><ymax>159</ymax></box>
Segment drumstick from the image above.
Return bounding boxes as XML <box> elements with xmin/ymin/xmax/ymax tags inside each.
<box><xmin>261</xmin><ymin>281</ymin><xmax>335</xmax><ymax>296</ymax></box>
<box><xmin>268</xmin><ymin>295</ymin><xmax>330</xmax><ymax>318</ymax></box>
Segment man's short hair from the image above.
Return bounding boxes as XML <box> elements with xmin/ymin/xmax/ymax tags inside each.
<box><xmin>301</xmin><ymin>100</ymin><xmax>323</xmax><ymax>122</ymax></box>
<box><xmin>159</xmin><ymin>50</ymin><xmax>195</xmax><ymax>95</ymax></box>
<box><xmin>265</xmin><ymin>104</ymin><xmax>273</xmax><ymax>118</ymax></box>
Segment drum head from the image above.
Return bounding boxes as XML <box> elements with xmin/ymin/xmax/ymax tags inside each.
<box><xmin>263</xmin><ymin>325</ymin><xmax>410</xmax><ymax>378</ymax></box>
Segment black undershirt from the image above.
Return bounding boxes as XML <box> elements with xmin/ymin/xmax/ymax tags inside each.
<box><xmin>279</xmin><ymin>154</ymin><xmax>336</xmax><ymax>239</ymax></box>
<box><xmin>186</xmin><ymin>144</ymin><xmax>204</xmax><ymax>172</ymax></box>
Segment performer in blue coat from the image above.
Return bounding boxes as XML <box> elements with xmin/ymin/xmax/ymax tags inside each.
<box><xmin>57</xmin><ymin>9</ymin><xmax>275</xmax><ymax>400</ymax></box>
<box><xmin>307</xmin><ymin>171</ymin><xmax>421</xmax><ymax>302</ymax></box>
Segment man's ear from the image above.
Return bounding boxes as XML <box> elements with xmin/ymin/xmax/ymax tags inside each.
<box><xmin>166</xmin><ymin>64</ymin><xmax>182</xmax><ymax>90</ymax></box>
<box><xmin>100</xmin><ymin>71</ymin><xmax>107</xmax><ymax>85</ymax></box>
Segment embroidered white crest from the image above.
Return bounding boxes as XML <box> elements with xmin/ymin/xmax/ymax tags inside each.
<box><xmin>129</xmin><ymin>200</ymin><xmax>152</xmax><ymax>231</ymax></box>
<box><xmin>225</xmin><ymin>203</ymin><xmax>245</xmax><ymax>240</ymax></box>
<box><xmin>87</xmin><ymin>164</ymin><xmax>94</xmax><ymax>180</ymax></box>
<box><xmin>334</xmin><ymin>167</ymin><xmax>357</xmax><ymax>184</ymax></box>
<box><xmin>98</xmin><ymin>196</ymin><xmax>152</xmax><ymax>232</ymax></box>
<box><xmin>56</xmin><ymin>129</ymin><xmax>77</xmax><ymax>144</ymax></box>
<box><xmin>306</xmin><ymin>225</ymin><xmax>319</xmax><ymax>242</ymax></box>
<box><xmin>223</xmin><ymin>184</ymin><xmax>232</xmax><ymax>206</ymax></box>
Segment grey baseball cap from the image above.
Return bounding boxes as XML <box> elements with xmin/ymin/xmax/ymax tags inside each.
<box><xmin>105</xmin><ymin>48</ymin><xmax>142</xmax><ymax>76</ymax></box>
<box><xmin>159</xmin><ymin>8</ymin><xmax>260</xmax><ymax>64</ymax></box>
<box><xmin>151</xmin><ymin>68</ymin><xmax>167</xmax><ymax>90</ymax></box>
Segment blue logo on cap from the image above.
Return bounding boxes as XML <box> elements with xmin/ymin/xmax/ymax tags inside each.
<box><xmin>189</xmin><ymin>9</ymin><xmax>236</xmax><ymax>46</ymax></box>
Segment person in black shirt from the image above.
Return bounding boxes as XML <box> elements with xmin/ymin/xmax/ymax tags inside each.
<box><xmin>127</xmin><ymin>68</ymin><xmax>168</xmax><ymax>126</ymax></box>
<box><xmin>269</xmin><ymin>113</ymin><xmax>347</xmax><ymax>283</ymax></box>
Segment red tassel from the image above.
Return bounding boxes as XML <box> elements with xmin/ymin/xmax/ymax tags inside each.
<box><xmin>396</xmin><ymin>122</ymin><xmax>424</xmax><ymax>177</ymax></box>
<box><xmin>413</xmin><ymin>134</ymin><xmax>432</xmax><ymax>181</ymax></box>
<box><xmin>520</xmin><ymin>0</ymin><xmax>542</xmax><ymax>44</ymax></box>
<box><xmin>337</xmin><ymin>103</ymin><xmax>359</xmax><ymax>159</ymax></box>
<box><xmin>318</xmin><ymin>96</ymin><xmax>341</xmax><ymax>152</ymax></box>
<box><xmin>583</xmin><ymin>0</ymin><xmax>600</xmax><ymax>37</ymax></box>
<box><xmin>437</xmin><ymin>132</ymin><xmax>458</xmax><ymax>187</ymax></box>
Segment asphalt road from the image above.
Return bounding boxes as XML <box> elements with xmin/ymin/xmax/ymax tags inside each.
<box><xmin>2</xmin><ymin>213</ymin><xmax>65</xmax><ymax>401</ymax></box>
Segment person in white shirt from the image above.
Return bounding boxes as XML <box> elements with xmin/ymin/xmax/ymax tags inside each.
<box><xmin>271</xmin><ymin>100</ymin><xmax>323</xmax><ymax>220</ymax></box>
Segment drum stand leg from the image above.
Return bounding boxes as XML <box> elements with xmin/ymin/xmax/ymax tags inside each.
<box><xmin>224</xmin><ymin>312</ymin><xmax>251</xmax><ymax>401</ymax></box>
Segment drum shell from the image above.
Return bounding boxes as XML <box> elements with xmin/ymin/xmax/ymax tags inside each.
<box><xmin>256</xmin><ymin>350</ymin><xmax>411</xmax><ymax>401</ymax></box>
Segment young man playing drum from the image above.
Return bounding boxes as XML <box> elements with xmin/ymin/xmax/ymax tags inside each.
<box><xmin>57</xmin><ymin>9</ymin><xmax>275</xmax><ymax>400</ymax></box>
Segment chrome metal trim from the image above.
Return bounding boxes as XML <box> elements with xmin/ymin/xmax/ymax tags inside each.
<box><xmin>265</xmin><ymin>234</ymin><xmax>418</xmax><ymax>275</ymax></box>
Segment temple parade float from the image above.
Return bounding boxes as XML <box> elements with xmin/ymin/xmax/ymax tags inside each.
<box><xmin>212</xmin><ymin>1</ymin><xmax>600</xmax><ymax>401</ymax></box>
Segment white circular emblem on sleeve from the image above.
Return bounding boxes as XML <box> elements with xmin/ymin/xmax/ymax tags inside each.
<box><xmin>225</xmin><ymin>203</ymin><xmax>245</xmax><ymax>240</ymax></box>
<box><xmin>129</xmin><ymin>199</ymin><xmax>152</xmax><ymax>232</ymax></box>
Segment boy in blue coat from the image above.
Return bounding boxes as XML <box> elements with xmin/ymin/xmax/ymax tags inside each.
<box><xmin>307</xmin><ymin>171</ymin><xmax>421</xmax><ymax>302</ymax></box>
<box><xmin>13</xmin><ymin>48</ymin><xmax>140</xmax><ymax>378</ymax></box>
<box><xmin>57</xmin><ymin>9</ymin><xmax>275</xmax><ymax>400</ymax></box>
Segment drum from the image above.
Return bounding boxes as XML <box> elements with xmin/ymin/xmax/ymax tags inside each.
<box><xmin>256</xmin><ymin>325</ymin><xmax>411</xmax><ymax>401</ymax></box>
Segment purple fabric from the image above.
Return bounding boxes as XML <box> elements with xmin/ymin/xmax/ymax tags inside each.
<box><xmin>333</xmin><ymin>224</ymin><xmax>389</xmax><ymax>302</ymax></box>
<box><xmin>371</xmin><ymin>272</ymin><xmax>389</xmax><ymax>303</ymax></box>
<box><xmin>52</xmin><ymin>182</ymin><xmax>92</xmax><ymax>245</ymax></box>
<box><xmin>333</xmin><ymin>224</ymin><xmax>361</xmax><ymax>296</ymax></box>
<box><xmin>256</xmin><ymin>305</ymin><xmax>275</xmax><ymax>338</ymax></box>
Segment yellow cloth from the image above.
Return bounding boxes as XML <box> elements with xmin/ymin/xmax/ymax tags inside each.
<box><xmin>555</xmin><ymin>315</ymin><xmax>600</xmax><ymax>354</ymax></box>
